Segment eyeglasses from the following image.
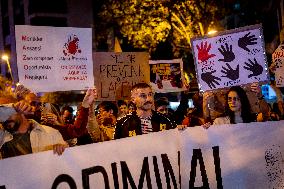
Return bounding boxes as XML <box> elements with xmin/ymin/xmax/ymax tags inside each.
<box><xmin>228</xmin><ymin>97</ymin><xmax>240</xmax><ymax>102</ymax></box>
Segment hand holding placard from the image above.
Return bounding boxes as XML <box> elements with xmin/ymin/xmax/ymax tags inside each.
<box><xmin>81</xmin><ymin>88</ymin><xmax>98</xmax><ymax>108</ymax></box>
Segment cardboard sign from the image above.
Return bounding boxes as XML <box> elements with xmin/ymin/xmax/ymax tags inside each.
<box><xmin>15</xmin><ymin>25</ymin><xmax>94</xmax><ymax>92</ymax></box>
<box><xmin>191</xmin><ymin>24</ymin><xmax>269</xmax><ymax>92</ymax></box>
<box><xmin>149</xmin><ymin>59</ymin><xmax>187</xmax><ymax>93</ymax></box>
<box><xmin>272</xmin><ymin>44</ymin><xmax>284</xmax><ymax>87</ymax></box>
<box><xmin>0</xmin><ymin>121</ymin><xmax>284</xmax><ymax>188</ymax></box>
<box><xmin>93</xmin><ymin>52</ymin><xmax>150</xmax><ymax>101</ymax></box>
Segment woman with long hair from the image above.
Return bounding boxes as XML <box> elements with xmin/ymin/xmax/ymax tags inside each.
<box><xmin>203</xmin><ymin>86</ymin><xmax>256</xmax><ymax>128</ymax></box>
<box><xmin>214</xmin><ymin>86</ymin><xmax>255</xmax><ymax>124</ymax></box>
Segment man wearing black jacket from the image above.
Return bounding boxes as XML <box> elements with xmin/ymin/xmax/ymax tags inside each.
<box><xmin>115</xmin><ymin>83</ymin><xmax>176</xmax><ymax>139</ymax></box>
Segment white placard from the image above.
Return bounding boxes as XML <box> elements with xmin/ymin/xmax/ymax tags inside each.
<box><xmin>0</xmin><ymin>121</ymin><xmax>284</xmax><ymax>188</ymax></box>
<box><xmin>15</xmin><ymin>25</ymin><xmax>94</xmax><ymax>92</ymax></box>
<box><xmin>191</xmin><ymin>24</ymin><xmax>269</xmax><ymax>92</ymax></box>
<box><xmin>272</xmin><ymin>44</ymin><xmax>284</xmax><ymax>87</ymax></box>
<box><xmin>149</xmin><ymin>59</ymin><xmax>187</xmax><ymax>93</ymax></box>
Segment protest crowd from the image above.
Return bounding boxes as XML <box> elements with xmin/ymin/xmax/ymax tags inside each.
<box><xmin>0</xmin><ymin>24</ymin><xmax>283</xmax><ymax>173</ymax></box>
<box><xmin>1</xmin><ymin>0</ymin><xmax>284</xmax><ymax>186</ymax></box>
<box><xmin>0</xmin><ymin>69</ymin><xmax>282</xmax><ymax>159</ymax></box>
<box><xmin>1</xmin><ymin>24</ymin><xmax>284</xmax><ymax>187</ymax></box>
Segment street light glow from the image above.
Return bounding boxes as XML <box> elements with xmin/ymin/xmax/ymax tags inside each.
<box><xmin>1</xmin><ymin>54</ymin><xmax>14</xmax><ymax>84</ymax></box>
<box><xmin>207</xmin><ymin>30</ymin><xmax>217</xmax><ymax>35</ymax></box>
<box><xmin>2</xmin><ymin>55</ymin><xmax>9</xmax><ymax>61</ymax></box>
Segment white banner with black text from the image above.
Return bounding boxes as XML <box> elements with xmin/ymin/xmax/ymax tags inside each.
<box><xmin>0</xmin><ymin>121</ymin><xmax>283</xmax><ymax>189</ymax></box>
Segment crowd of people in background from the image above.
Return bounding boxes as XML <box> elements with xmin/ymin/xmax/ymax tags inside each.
<box><xmin>0</xmin><ymin>74</ymin><xmax>283</xmax><ymax>159</ymax></box>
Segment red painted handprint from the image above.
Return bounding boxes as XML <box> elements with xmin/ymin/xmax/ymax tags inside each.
<box><xmin>196</xmin><ymin>41</ymin><xmax>216</xmax><ymax>63</ymax></box>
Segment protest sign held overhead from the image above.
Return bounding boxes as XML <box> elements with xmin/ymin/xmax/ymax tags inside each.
<box><xmin>272</xmin><ymin>44</ymin><xmax>284</xmax><ymax>87</ymax></box>
<box><xmin>93</xmin><ymin>52</ymin><xmax>150</xmax><ymax>101</ymax></box>
<box><xmin>149</xmin><ymin>59</ymin><xmax>187</xmax><ymax>93</ymax></box>
<box><xmin>191</xmin><ymin>24</ymin><xmax>269</xmax><ymax>92</ymax></box>
<box><xmin>15</xmin><ymin>25</ymin><xmax>94</xmax><ymax>92</ymax></box>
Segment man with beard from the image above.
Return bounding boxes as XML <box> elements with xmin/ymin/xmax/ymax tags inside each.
<box><xmin>0</xmin><ymin>103</ymin><xmax>67</xmax><ymax>158</ymax></box>
<box><xmin>115</xmin><ymin>83</ymin><xmax>176</xmax><ymax>139</ymax></box>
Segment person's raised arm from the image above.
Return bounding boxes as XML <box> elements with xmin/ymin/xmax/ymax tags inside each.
<box><xmin>58</xmin><ymin>88</ymin><xmax>98</xmax><ymax>139</ymax></box>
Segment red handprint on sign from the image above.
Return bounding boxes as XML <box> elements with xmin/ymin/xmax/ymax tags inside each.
<box><xmin>196</xmin><ymin>41</ymin><xmax>216</xmax><ymax>63</ymax></box>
